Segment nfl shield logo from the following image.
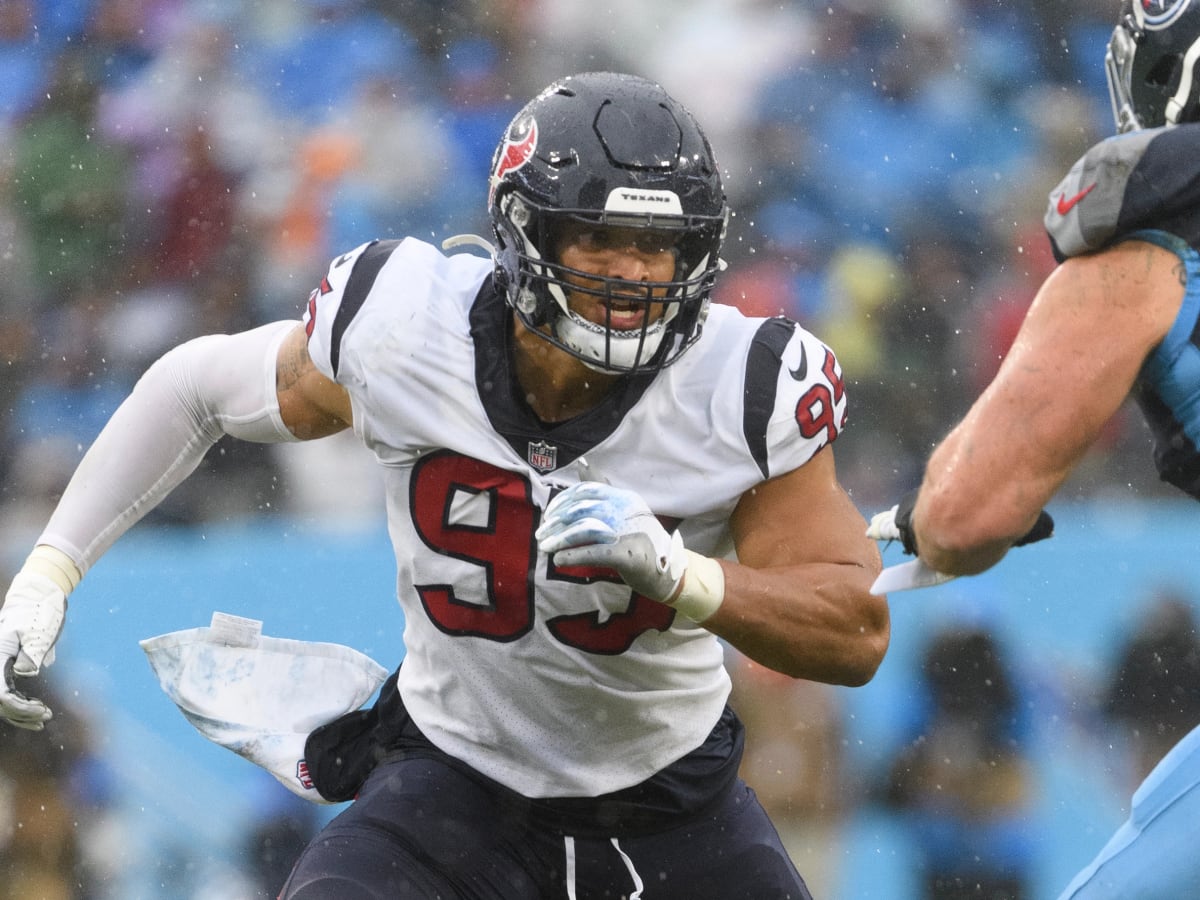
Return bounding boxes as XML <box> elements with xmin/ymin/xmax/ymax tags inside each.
<box><xmin>528</xmin><ymin>440</ymin><xmax>557</xmax><ymax>472</ymax></box>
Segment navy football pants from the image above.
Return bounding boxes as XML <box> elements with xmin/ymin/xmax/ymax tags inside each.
<box><xmin>279</xmin><ymin>753</ymin><xmax>812</xmax><ymax>899</ymax></box>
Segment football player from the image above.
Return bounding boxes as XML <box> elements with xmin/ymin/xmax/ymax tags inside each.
<box><xmin>868</xmin><ymin>2</ymin><xmax>1200</xmax><ymax>896</ymax></box>
<box><xmin>0</xmin><ymin>72</ymin><xmax>888</xmax><ymax>898</ymax></box>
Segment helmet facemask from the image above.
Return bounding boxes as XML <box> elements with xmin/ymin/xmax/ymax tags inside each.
<box><xmin>495</xmin><ymin>191</ymin><xmax>724</xmax><ymax>374</ymax></box>
<box><xmin>1106</xmin><ymin>13</ymin><xmax>1144</xmax><ymax>132</ymax></box>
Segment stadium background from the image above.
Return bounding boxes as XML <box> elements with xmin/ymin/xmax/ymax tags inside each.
<box><xmin>3</xmin><ymin>1</ymin><xmax>1197</xmax><ymax>898</ymax></box>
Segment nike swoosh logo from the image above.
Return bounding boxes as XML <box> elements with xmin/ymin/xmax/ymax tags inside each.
<box><xmin>1056</xmin><ymin>183</ymin><xmax>1096</xmax><ymax>216</ymax></box>
<box><xmin>788</xmin><ymin>343</ymin><xmax>808</xmax><ymax>381</ymax></box>
<box><xmin>333</xmin><ymin>252</ymin><xmax>354</xmax><ymax>267</ymax></box>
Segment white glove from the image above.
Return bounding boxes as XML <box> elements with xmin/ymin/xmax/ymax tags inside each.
<box><xmin>537</xmin><ymin>483</ymin><xmax>726</xmax><ymax>622</ymax></box>
<box><xmin>865</xmin><ymin>505</ymin><xmax>902</xmax><ymax>543</ymax></box>
<box><xmin>0</xmin><ymin>571</ymin><xmax>68</xmax><ymax>730</ymax></box>
<box><xmin>537</xmin><ymin>482</ymin><xmax>688</xmax><ymax>604</ymax></box>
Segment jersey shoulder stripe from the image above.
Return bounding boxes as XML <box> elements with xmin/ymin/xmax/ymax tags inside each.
<box><xmin>330</xmin><ymin>239</ymin><xmax>400</xmax><ymax>376</ymax></box>
<box><xmin>743</xmin><ymin>317</ymin><xmax>795</xmax><ymax>478</ymax></box>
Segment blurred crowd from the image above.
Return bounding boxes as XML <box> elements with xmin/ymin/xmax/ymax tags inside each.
<box><xmin>0</xmin><ymin>0</ymin><xmax>1170</xmax><ymax>547</ymax></box>
<box><xmin>2</xmin><ymin>0</ymin><xmax>1195</xmax><ymax>897</ymax></box>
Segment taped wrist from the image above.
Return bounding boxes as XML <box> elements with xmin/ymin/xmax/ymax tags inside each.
<box><xmin>22</xmin><ymin>546</ymin><xmax>82</xmax><ymax>597</ymax></box>
<box><xmin>39</xmin><ymin>321</ymin><xmax>300</xmax><ymax>572</ymax></box>
<box><xmin>665</xmin><ymin>551</ymin><xmax>725</xmax><ymax>623</ymax></box>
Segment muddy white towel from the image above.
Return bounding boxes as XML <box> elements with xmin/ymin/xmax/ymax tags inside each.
<box><xmin>141</xmin><ymin>612</ymin><xmax>389</xmax><ymax>803</ymax></box>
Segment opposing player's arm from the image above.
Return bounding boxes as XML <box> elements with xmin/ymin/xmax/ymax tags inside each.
<box><xmin>914</xmin><ymin>239</ymin><xmax>1185</xmax><ymax>574</ymax></box>
<box><xmin>704</xmin><ymin>448</ymin><xmax>889</xmax><ymax>686</ymax></box>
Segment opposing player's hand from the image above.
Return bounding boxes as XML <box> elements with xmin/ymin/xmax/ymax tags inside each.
<box><xmin>537</xmin><ymin>482</ymin><xmax>687</xmax><ymax>604</ymax></box>
<box><xmin>865</xmin><ymin>489</ymin><xmax>1055</xmax><ymax>556</ymax></box>
<box><xmin>0</xmin><ymin>571</ymin><xmax>68</xmax><ymax>730</ymax></box>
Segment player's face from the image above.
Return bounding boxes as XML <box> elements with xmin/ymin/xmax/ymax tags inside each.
<box><xmin>554</xmin><ymin>222</ymin><xmax>679</xmax><ymax>331</ymax></box>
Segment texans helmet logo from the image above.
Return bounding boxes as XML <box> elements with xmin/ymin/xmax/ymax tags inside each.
<box><xmin>489</xmin><ymin>117</ymin><xmax>538</xmax><ymax>207</ymax></box>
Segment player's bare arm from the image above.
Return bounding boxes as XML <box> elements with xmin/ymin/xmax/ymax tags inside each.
<box><xmin>275</xmin><ymin>323</ymin><xmax>353</xmax><ymax>440</ymax></box>
<box><xmin>708</xmin><ymin>448</ymin><xmax>888</xmax><ymax>685</ymax></box>
<box><xmin>915</xmin><ymin>239</ymin><xmax>1185</xmax><ymax>574</ymax></box>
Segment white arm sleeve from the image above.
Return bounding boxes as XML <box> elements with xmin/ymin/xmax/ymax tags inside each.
<box><xmin>38</xmin><ymin>321</ymin><xmax>301</xmax><ymax>574</ymax></box>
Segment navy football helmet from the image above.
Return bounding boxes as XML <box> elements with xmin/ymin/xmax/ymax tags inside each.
<box><xmin>1107</xmin><ymin>0</ymin><xmax>1200</xmax><ymax>132</ymax></box>
<box><xmin>485</xmin><ymin>72</ymin><xmax>728</xmax><ymax>374</ymax></box>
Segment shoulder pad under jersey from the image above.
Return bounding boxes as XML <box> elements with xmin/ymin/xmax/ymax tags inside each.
<box><xmin>1045</xmin><ymin>124</ymin><xmax>1200</xmax><ymax>260</ymax></box>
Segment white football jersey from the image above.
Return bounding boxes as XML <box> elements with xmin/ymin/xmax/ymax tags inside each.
<box><xmin>303</xmin><ymin>237</ymin><xmax>848</xmax><ymax>798</ymax></box>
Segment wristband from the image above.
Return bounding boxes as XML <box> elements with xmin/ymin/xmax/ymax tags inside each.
<box><xmin>23</xmin><ymin>545</ymin><xmax>82</xmax><ymax>596</ymax></box>
<box><xmin>666</xmin><ymin>551</ymin><xmax>725</xmax><ymax>623</ymax></box>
